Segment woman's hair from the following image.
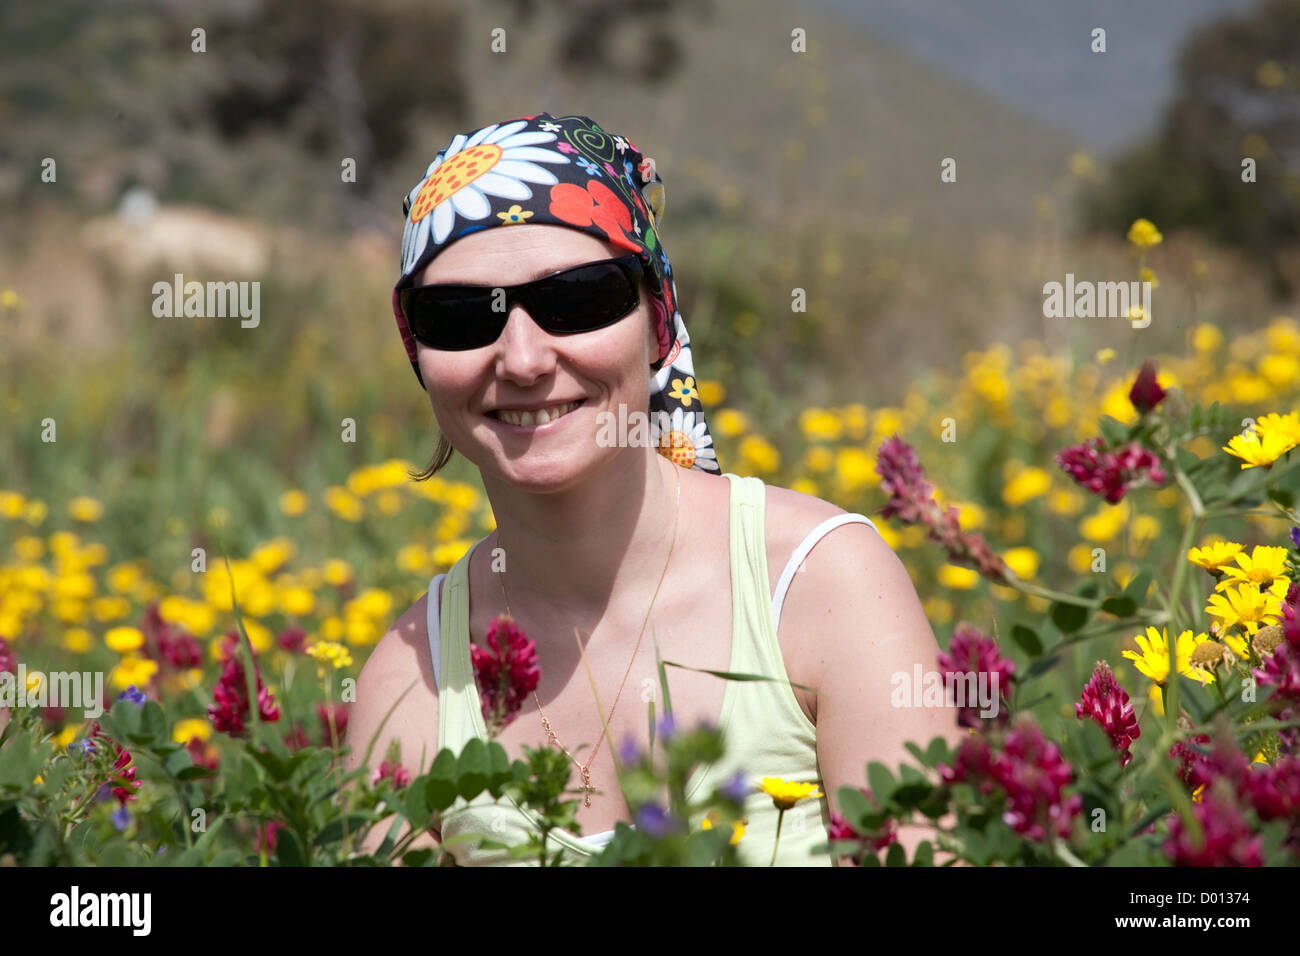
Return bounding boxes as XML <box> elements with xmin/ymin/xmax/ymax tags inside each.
<box><xmin>409</xmin><ymin>275</ymin><xmax>662</xmax><ymax>481</ymax></box>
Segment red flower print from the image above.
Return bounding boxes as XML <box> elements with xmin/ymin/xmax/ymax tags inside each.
<box><xmin>550</xmin><ymin>180</ymin><xmax>636</xmax><ymax>251</ymax></box>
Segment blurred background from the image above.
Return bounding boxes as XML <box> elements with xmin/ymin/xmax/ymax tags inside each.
<box><xmin>1</xmin><ymin>0</ymin><xmax>1299</xmax><ymax>703</ymax></box>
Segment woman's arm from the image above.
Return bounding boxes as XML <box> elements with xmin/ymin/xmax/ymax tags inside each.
<box><xmin>780</xmin><ymin>520</ymin><xmax>965</xmax><ymax>863</ymax></box>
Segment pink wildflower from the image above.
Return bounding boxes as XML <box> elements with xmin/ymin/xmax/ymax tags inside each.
<box><xmin>1075</xmin><ymin>661</ymin><xmax>1141</xmax><ymax>767</ymax></box>
<box><xmin>937</xmin><ymin>624</ymin><xmax>1015</xmax><ymax>729</ymax></box>
<box><xmin>471</xmin><ymin>615</ymin><xmax>541</xmax><ymax>733</ymax></box>
<box><xmin>875</xmin><ymin>435</ymin><xmax>1011</xmax><ymax>582</ymax></box>
<box><xmin>1055</xmin><ymin>437</ymin><xmax>1166</xmax><ymax>503</ymax></box>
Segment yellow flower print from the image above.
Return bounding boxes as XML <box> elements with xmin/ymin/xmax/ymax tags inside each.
<box><xmin>668</xmin><ymin>376</ymin><xmax>698</xmax><ymax>408</ymax></box>
<box><xmin>497</xmin><ymin>204</ymin><xmax>534</xmax><ymax>225</ymax></box>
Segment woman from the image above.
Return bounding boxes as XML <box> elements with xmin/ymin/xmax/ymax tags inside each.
<box><xmin>345</xmin><ymin>112</ymin><xmax>953</xmax><ymax>865</ymax></box>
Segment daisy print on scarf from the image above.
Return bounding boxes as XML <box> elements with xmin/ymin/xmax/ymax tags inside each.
<box><xmin>651</xmin><ymin>406</ymin><xmax>717</xmax><ymax>472</ymax></box>
<box><xmin>400</xmin><ymin>120</ymin><xmax>572</xmax><ymax>275</ymax></box>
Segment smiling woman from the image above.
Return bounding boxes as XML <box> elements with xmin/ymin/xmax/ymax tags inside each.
<box><xmin>344</xmin><ymin>111</ymin><xmax>955</xmax><ymax>866</ymax></box>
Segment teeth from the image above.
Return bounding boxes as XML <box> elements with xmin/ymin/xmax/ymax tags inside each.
<box><xmin>497</xmin><ymin>400</ymin><xmax>579</xmax><ymax>427</ymax></box>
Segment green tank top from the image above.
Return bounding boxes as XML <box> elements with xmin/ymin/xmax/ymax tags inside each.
<box><xmin>432</xmin><ymin>472</ymin><xmax>852</xmax><ymax>866</ymax></box>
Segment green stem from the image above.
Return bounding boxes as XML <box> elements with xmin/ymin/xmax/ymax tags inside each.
<box><xmin>1162</xmin><ymin>461</ymin><xmax>1207</xmax><ymax>733</ymax></box>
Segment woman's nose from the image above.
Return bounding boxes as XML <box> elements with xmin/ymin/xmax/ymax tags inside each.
<box><xmin>493</xmin><ymin>304</ymin><xmax>557</xmax><ymax>381</ymax></box>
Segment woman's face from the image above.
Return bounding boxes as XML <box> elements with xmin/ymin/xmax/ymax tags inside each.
<box><xmin>415</xmin><ymin>224</ymin><xmax>661</xmax><ymax>490</ymax></box>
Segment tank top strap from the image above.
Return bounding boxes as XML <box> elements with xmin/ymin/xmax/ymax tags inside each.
<box><xmin>433</xmin><ymin>540</ymin><xmax>482</xmax><ymax>755</ymax></box>
<box><xmin>721</xmin><ymin>472</ymin><xmax>782</xmax><ymax>679</ymax></box>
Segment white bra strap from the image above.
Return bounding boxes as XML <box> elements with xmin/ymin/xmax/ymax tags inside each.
<box><xmin>427</xmin><ymin>573</ymin><xmax>446</xmax><ymax>690</ymax></box>
<box><xmin>772</xmin><ymin>514</ymin><xmax>880</xmax><ymax>628</ymax></box>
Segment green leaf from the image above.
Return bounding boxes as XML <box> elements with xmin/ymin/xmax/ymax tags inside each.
<box><xmin>866</xmin><ymin>761</ymin><xmax>897</xmax><ymax>806</ymax></box>
<box><xmin>1097</xmin><ymin>415</ymin><xmax>1129</xmax><ymax>446</ymax></box>
<box><xmin>455</xmin><ymin>738</ymin><xmax>489</xmax><ymax>800</ymax></box>
<box><xmin>486</xmin><ymin>741</ymin><xmax>513</xmax><ymax>798</ymax></box>
<box><xmin>836</xmin><ymin>786</ymin><xmax>876</xmax><ymax>831</ymax></box>
<box><xmin>924</xmin><ymin>736</ymin><xmax>952</xmax><ymax>767</ymax></box>
<box><xmin>424</xmin><ymin>750</ymin><xmax>460</xmax><ymax>811</ymax></box>
<box><xmin>1100</xmin><ymin>595</ymin><xmax>1137</xmax><ymax>618</ymax></box>
<box><xmin>250</xmin><ymin>748</ymin><xmax>290</xmax><ymax>782</ymax></box>
<box><xmin>911</xmin><ymin>841</ymin><xmax>934</xmax><ymax>867</ymax></box>
<box><xmin>884</xmin><ymin>842</ymin><xmax>907</xmax><ymax>867</ymax></box>
<box><xmin>1010</xmin><ymin>624</ymin><xmax>1042</xmax><ymax>656</ymax></box>
<box><xmin>276</xmin><ymin>827</ymin><xmax>306</xmax><ymax>866</ymax></box>
<box><xmin>1050</xmin><ymin>600</ymin><xmax>1089</xmax><ymax>634</ymax></box>
<box><xmin>175</xmin><ymin>765</ymin><xmax>215</xmax><ymax>782</ymax></box>
<box><xmin>1123</xmin><ymin>569</ymin><xmax>1152</xmax><ymax>604</ymax></box>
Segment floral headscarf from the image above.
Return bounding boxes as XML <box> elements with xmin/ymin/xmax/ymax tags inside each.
<box><xmin>392</xmin><ymin>111</ymin><xmax>718</xmax><ymax>473</ymax></box>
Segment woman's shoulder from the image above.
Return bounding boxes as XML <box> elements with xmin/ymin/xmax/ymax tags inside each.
<box><xmin>354</xmin><ymin>588</ymin><xmax>440</xmax><ymax>708</ymax></box>
<box><xmin>759</xmin><ymin>480</ymin><xmax>892</xmax><ymax>591</ymax></box>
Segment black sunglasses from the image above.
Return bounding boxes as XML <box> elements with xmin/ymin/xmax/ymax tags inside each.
<box><xmin>400</xmin><ymin>254</ymin><xmax>646</xmax><ymax>351</ymax></box>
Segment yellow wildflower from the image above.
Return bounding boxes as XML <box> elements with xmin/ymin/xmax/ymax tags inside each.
<box><xmin>1002</xmin><ymin>466</ymin><xmax>1051</xmax><ymax>506</ymax></box>
<box><xmin>1214</xmin><ymin>545</ymin><xmax>1289</xmax><ymax>592</ymax></box>
<box><xmin>68</xmin><ymin>497</ymin><xmax>104</xmax><ymax>522</ymax></box>
<box><xmin>758</xmin><ymin>777</ymin><xmax>823</xmax><ymax>811</ymax></box>
<box><xmin>1222</xmin><ymin>429</ymin><xmax>1296</xmax><ymax>469</ymax></box>
<box><xmin>110</xmin><ymin>656</ymin><xmax>159</xmax><ymax>690</ymax></box>
<box><xmin>306</xmin><ymin>641</ymin><xmax>354</xmax><ymax>671</ymax></box>
<box><xmin>1205</xmin><ymin>582</ymin><xmax>1286</xmax><ymax>636</ymax></box>
<box><xmin>701</xmin><ymin>810</ymin><xmax>746</xmax><ymax>845</ymax></box>
<box><xmin>105</xmin><ymin>626</ymin><xmax>145</xmax><ymax>654</ymax></box>
<box><xmin>172</xmin><ymin>718</ymin><xmax>212</xmax><ymax>744</ymax></box>
<box><xmin>1127</xmin><ymin>218</ymin><xmax>1163</xmax><ymax>248</ymax></box>
<box><xmin>1187</xmin><ymin>540</ymin><xmax>1245</xmax><ymax>573</ymax></box>
<box><xmin>280</xmin><ymin>489</ymin><xmax>309</xmax><ymax>516</ymax></box>
<box><xmin>1122</xmin><ymin>627</ymin><xmax>1212</xmax><ymax>684</ymax></box>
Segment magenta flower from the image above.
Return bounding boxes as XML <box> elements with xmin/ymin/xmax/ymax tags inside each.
<box><xmin>471</xmin><ymin>615</ymin><xmax>541</xmax><ymax>734</ymax></box>
<box><xmin>1055</xmin><ymin>437</ymin><xmax>1166</xmax><ymax>503</ymax></box>
<box><xmin>372</xmin><ymin>761</ymin><xmax>412</xmax><ymax>789</ymax></box>
<box><xmin>937</xmin><ymin>624</ymin><xmax>1016</xmax><ymax>729</ymax></box>
<box><xmin>1129</xmin><ymin>361</ymin><xmax>1167</xmax><ymax>415</ymax></box>
<box><xmin>277</xmin><ymin>627</ymin><xmax>308</xmax><ymax>654</ymax></box>
<box><xmin>940</xmin><ymin>718</ymin><xmax>1082</xmax><ymax>843</ymax></box>
<box><xmin>87</xmin><ymin>722</ymin><xmax>140</xmax><ymax>805</ymax></box>
<box><xmin>1255</xmin><ymin>594</ymin><xmax>1300</xmax><ymax>755</ymax></box>
<box><xmin>994</xmin><ymin>720</ymin><xmax>1082</xmax><ymax>841</ymax></box>
<box><xmin>207</xmin><ymin>654</ymin><xmax>280</xmax><ymax>735</ymax></box>
<box><xmin>1163</xmin><ymin>785</ymin><xmax>1263</xmax><ymax>866</ymax></box>
<box><xmin>317</xmin><ymin>702</ymin><xmax>350</xmax><ymax>746</ymax></box>
<box><xmin>0</xmin><ymin>636</ymin><xmax>15</xmax><ymax>676</ymax></box>
<box><xmin>875</xmin><ymin>435</ymin><xmax>1011</xmax><ymax>582</ymax></box>
<box><xmin>1075</xmin><ymin>661</ymin><xmax>1141</xmax><ymax>766</ymax></box>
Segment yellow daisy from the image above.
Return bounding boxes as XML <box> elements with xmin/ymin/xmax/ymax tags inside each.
<box><xmin>1214</xmin><ymin>545</ymin><xmax>1289</xmax><ymax>592</ymax></box>
<box><xmin>1222</xmin><ymin>429</ymin><xmax>1296</xmax><ymax>468</ymax></box>
<box><xmin>1121</xmin><ymin>627</ymin><xmax>1212</xmax><ymax>684</ymax></box>
<box><xmin>1206</xmin><ymin>582</ymin><xmax>1287</xmax><ymax>636</ymax></box>
<box><xmin>757</xmin><ymin>777</ymin><xmax>824</xmax><ymax>811</ymax></box>
<box><xmin>1187</xmin><ymin>540</ymin><xmax>1244</xmax><ymax>574</ymax></box>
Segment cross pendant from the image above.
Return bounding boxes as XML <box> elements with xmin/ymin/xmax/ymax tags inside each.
<box><xmin>580</xmin><ymin>766</ymin><xmax>595</xmax><ymax>808</ymax></box>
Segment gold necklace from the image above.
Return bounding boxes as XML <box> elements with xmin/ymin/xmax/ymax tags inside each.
<box><xmin>493</xmin><ymin>461</ymin><xmax>682</xmax><ymax>808</ymax></box>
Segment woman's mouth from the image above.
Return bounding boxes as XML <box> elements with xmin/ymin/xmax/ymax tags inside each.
<box><xmin>488</xmin><ymin>399</ymin><xmax>585</xmax><ymax>430</ymax></box>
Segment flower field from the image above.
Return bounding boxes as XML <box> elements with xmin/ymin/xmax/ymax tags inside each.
<box><xmin>3</xmin><ymin>216</ymin><xmax>1300</xmax><ymax>866</ymax></box>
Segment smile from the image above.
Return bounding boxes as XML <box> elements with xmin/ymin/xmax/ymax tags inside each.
<box><xmin>489</xmin><ymin>399</ymin><xmax>584</xmax><ymax>428</ymax></box>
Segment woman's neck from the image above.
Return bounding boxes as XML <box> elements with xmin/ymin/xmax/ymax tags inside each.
<box><xmin>477</xmin><ymin>450</ymin><xmax>684</xmax><ymax>648</ymax></box>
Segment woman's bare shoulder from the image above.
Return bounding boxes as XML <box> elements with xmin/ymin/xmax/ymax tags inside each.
<box><xmin>345</xmin><ymin>585</ymin><xmax>441</xmax><ymax>774</ymax></box>
<box><xmin>359</xmin><ymin>587</ymin><xmax>439</xmax><ymax>691</ymax></box>
<box><xmin>761</xmin><ymin>482</ymin><xmax>853</xmax><ymax>580</ymax></box>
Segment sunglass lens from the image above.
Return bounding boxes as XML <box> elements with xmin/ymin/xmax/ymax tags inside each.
<box><xmin>526</xmin><ymin>261</ymin><xmax>639</xmax><ymax>332</ymax></box>
<box><xmin>404</xmin><ymin>287</ymin><xmax>505</xmax><ymax>350</ymax></box>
